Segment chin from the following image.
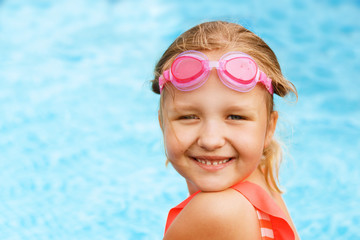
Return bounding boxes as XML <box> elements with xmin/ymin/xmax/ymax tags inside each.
<box><xmin>195</xmin><ymin>179</ymin><xmax>235</xmax><ymax>193</ymax></box>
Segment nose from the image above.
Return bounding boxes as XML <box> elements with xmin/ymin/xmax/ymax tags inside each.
<box><xmin>197</xmin><ymin>120</ymin><xmax>226</xmax><ymax>151</ymax></box>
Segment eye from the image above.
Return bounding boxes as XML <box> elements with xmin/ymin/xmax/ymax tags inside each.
<box><xmin>179</xmin><ymin>115</ymin><xmax>199</xmax><ymax>120</ymax></box>
<box><xmin>227</xmin><ymin>115</ymin><xmax>245</xmax><ymax>120</ymax></box>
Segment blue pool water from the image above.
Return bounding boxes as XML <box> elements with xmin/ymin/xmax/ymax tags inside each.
<box><xmin>0</xmin><ymin>0</ymin><xmax>359</xmax><ymax>239</ymax></box>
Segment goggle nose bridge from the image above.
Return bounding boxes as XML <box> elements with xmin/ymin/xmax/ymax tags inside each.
<box><xmin>207</xmin><ymin>60</ymin><xmax>220</xmax><ymax>69</ymax></box>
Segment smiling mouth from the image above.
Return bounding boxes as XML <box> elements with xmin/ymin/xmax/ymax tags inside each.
<box><xmin>191</xmin><ymin>157</ymin><xmax>233</xmax><ymax>166</ymax></box>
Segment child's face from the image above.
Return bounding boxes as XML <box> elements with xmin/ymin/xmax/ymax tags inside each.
<box><xmin>160</xmin><ymin>51</ymin><xmax>277</xmax><ymax>193</ymax></box>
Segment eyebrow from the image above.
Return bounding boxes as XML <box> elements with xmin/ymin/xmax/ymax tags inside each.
<box><xmin>166</xmin><ymin>104</ymin><xmax>197</xmax><ymax>115</ymax></box>
<box><xmin>168</xmin><ymin>102</ymin><xmax>259</xmax><ymax>116</ymax></box>
<box><xmin>225</xmin><ymin>104</ymin><xmax>258</xmax><ymax>112</ymax></box>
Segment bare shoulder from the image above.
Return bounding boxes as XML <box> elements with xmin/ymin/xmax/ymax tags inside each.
<box><xmin>163</xmin><ymin>188</ymin><xmax>261</xmax><ymax>240</ymax></box>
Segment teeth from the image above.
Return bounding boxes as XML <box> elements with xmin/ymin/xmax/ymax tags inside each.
<box><xmin>195</xmin><ymin>158</ymin><xmax>231</xmax><ymax>165</ymax></box>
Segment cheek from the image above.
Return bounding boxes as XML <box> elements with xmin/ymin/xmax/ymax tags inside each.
<box><xmin>163</xmin><ymin>124</ymin><xmax>195</xmax><ymax>160</ymax></box>
<box><xmin>163</xmin><ymin>131</ymin><xmax>179</xmax><ymax>159</ymax></box>
<box><xmin>232</xmin><ymin>124</ymin><xmax>267</xmax><ymax>156</ymax></box>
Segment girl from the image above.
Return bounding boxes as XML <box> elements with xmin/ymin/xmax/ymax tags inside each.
<box><xmin>151</xmin><ymin>21</ymin><xmax>300</xmax><ymax>240</ymax></box>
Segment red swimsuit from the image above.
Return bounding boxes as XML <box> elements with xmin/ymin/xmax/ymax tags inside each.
<box><xmin>164</xmin><ymin>181</ymin><xmax>295</xmax><ymax>240</ymax></box>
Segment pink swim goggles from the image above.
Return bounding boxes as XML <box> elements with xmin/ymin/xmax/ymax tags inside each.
<box><xmin>159</xmin><ymin>50</ymin><xmax>273</xmax><ymax>94</ymax></box>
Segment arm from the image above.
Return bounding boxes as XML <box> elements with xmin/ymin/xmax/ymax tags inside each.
<box><xmin>163</xmin><ymin>188</ymin><xmax>261</xmax><ymax>240</ymax></box>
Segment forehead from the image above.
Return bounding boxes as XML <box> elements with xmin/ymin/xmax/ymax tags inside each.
<box><xmin>162</xmin><ymin>77</ymin><xmax>268</xmax><ymax>113</ymax></box>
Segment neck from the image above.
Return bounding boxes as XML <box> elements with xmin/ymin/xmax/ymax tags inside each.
<box><xmin>186</xmin><ymin>180</ymin><xmax>199</xmax><ymax>195</ymax></box>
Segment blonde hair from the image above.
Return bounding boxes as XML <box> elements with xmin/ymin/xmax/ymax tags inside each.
<box><xmin>151</xmin><ymin>21</ymin><xmax>297</xmax><ymax>193</ymax></box>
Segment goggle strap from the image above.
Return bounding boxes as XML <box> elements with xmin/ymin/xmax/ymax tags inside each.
<box><xmin>258</xmin><ymin>71</ymin><xmax>274</xmax><ymax>94</ymax></box>
<box><xmin>159</xmin><ymin>70</ymin><xmax>170</xmax><ymax>93</ymax></box>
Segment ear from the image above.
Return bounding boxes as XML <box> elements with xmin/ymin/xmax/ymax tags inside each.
<box><xmin>264</xmin><ymin>111</ymin><xmax>278</xmax><ymax>148</ymax></box>
<box><xmin>158</xmin><ymin>110</ymin><xmax>164</xmax><ymax>132</ymax></box>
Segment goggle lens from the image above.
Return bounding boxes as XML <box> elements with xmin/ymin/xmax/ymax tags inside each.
<box><xmin>224</xmin><ymin>57</ymin><xmax>257</xmax><ymax>83</ymax></box>
<box><xmin>172</xmin><ymin>56</ymin><xmax>203</xmax><ymax>83</ymax></box>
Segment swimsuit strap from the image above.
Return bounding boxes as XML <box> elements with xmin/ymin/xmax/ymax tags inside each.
<box><xmin>231</xmin><ymin>181</ymin><xmax>295</xmax><ymax>240</ymax></box>
<box><xmin>256</xmin><ymin>209</ymin><xmax>275</xmax><ymax>240</ymax></box>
